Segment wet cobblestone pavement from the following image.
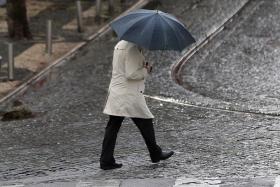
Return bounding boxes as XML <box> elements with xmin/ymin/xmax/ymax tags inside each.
<box><xmin>180</xmin><ymin>0</ymin><xmax>280</xmax><ymax>115</ymax></box>
<box><xmin>0</xmin><ymin>0</ymin><xmax>280</xmax><ymax>186</ymax></box>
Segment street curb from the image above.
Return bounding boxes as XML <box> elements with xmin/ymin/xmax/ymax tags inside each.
<box><xmin>0</xmin><ymin>0</ymin><xmax>149</xmax><ymax>107</ymax></box>
<box><xmin>168</xmin><ymin>0</ymin><xmax>280</xmax><ymax>117</ymax></box>
<box><xmin>0</xmin><ymin>179</ymin><xmax>176</xmax><ymax>187</ymax></box>
<box><xmin>171</xmin><ymin>0</ymin><xmax>251</xmax><ymax>85</ymax></box>
<box><xmin>2</xmin><ymin>176</ymin><xmax>279</xmax><ymax>187</ymax></box>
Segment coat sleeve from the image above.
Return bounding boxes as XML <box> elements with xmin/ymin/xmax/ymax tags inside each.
<box><xmin>125</xmin><ymin>46</ymin><xmax>148</xmax><ymax>80</ymax></box>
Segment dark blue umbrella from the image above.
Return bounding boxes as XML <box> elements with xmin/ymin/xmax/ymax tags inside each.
<box><xmin>110</xmin><ymin>9</ymin><xmax>196</xmax><ymax>51</ymax></box>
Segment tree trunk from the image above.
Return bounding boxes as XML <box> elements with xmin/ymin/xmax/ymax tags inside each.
<box><xmin>6</xmin><ymin>0</ymin><xmax>32</xmax><ymax>39</ymax></box>
<box><xmin>120</xmin><ymin>0</ymin><xmax>127</xmax><ymax>11</ymax></box>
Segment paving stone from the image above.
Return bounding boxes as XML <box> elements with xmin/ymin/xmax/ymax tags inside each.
<box><xmin>0</xmin><ymin>0</ymin><xmax>279</xmax><ymax>186</ymax></box>
<box><xmin>173</xmin><ymin>178</ymin><xmax>221</xmax><ymax>187</ymax></box>
<box><xmin>121</xmin><ymin>178</ymin><xmax>174</xmax><ymax>187</ymax></box>
<box><xmin>180</xmin><ymin>0</ymin><xmax>280</xmax><ymax>115</ymax></box>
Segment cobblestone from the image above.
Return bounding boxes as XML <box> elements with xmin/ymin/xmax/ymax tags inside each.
<box><xmin>0</xmin><ymin>0</ymin><xmax>279</xmax><ymax>186</ymax></box>
<box><xmin>180</xmin><ymin>0</ymin><xmax>280</xmax><ymax>115</ymax></box>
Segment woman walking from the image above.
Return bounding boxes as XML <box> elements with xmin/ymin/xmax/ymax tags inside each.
<box><xmin>100</xmin><ymin>40</ymin><xmax>174</xmax><ymax>170</ymax></box>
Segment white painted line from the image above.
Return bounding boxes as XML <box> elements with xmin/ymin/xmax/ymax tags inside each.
<box><xmin>145</xmin><ymin>94</ymin><xmax>280</xmax><ymax>118</ymax></box>
<box><xmin>274</xmin><ymin>176</ymin><xmax>280</xmax><ymax>187</ymax></box>
<box><xmin>76</xmin><ymin>180</ymin><xmax>120</xmax><ymax>187</ymax></box>
<box><xmin>1</xmin><ymin>185</ymin><xmax>25</xmax><ymax>187</ymax></box>
<box><xmin>173</xmin><ymin>178</ymin><xmax>221</xmax><ymax>187</ymax></box>
<box><xmin>145</xmin><ymin>94</ymin><xmax>247</xmax><ymax>114</ymax></box>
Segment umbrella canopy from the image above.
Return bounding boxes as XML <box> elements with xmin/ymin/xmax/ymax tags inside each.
<box><xmin>110</xmin><ymin>9</ymin><xmax>196</xmax><ymax>51</ymax></box>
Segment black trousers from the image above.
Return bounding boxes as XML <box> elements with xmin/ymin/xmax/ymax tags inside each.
<box><xmin>100</xmin><ymin>115</ymin><xmax>162</xmax><ymax>164</ymax></box>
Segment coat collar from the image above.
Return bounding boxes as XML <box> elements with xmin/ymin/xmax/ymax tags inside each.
<box><xmin>115</xmin><ymin>40</ymin><xmax>136</xmax><ymax>50</ymax></box>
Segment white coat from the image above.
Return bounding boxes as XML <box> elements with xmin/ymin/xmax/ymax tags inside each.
<box><xmin>103</xmin><ymin>40</ymin><xmax>154</xmax><ymax>118</ymax></box>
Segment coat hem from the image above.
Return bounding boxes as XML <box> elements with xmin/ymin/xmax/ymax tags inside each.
<box><xmin>103</xmin><ymin>111</ymin><xmax>154</xmax><ymax>119</ymax></box>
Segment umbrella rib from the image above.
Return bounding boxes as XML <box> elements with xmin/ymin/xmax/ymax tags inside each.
<box><xmin>163</xmin><ymin>15</ymin><xmax>196</xmax><ymax>44</ymax></box>
<box><xmin>158</xmin><ymin>17</ymin><xmax>169</xmax><ymax>50</ymax></box>
<box><xmin>113</xmin><ymin>14</ymin><xmax>151</xmax><ymax>38</ymax></box>
<box><xmin>160</xmin><ymin>12</ymin><xmax>186</xmax><ymax>27</ymax></box>
<box><xmin>169</xmin><ymin>20</ymin><xmax>189</xmax><ymax>41</ymax></box>
<box><xmin>145</xmin><ymin>15</ymin><xmax>158</xmax><ymax>49</ymax></box>
<box><xmin>119</xmin><ymin>15</ymin><xmax>154</xmax><ymax>40</ymax></box>
<box><xmin>160</xmin><ymin>16</ymin><xmax>182</xmax><ymax>50</ymax></box>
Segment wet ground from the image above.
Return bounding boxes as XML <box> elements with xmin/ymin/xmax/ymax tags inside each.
<box><xmin>0</xmin><ymin>0</ymin><xmax>280</xmax><ymax>186</ymax></box>
<box><xmin>180</xmin><ymin>0</ymin><xmax>280</xmax><ymax>115</ymax></box>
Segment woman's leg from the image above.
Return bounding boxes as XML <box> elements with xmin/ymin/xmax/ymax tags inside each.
<box><xmin>100</xmin><ymin>115</ymin><xmax>124</xmax><ymax>165</ymax></box>
<box><xmin>131</xmin><ymin>118</ymin><xmax>162</xmax><ymax>161</ymax></box>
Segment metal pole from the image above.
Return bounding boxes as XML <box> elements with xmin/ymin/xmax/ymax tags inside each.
<box><xmin>8</xmin><ymin>43</ymin><xmax>14</xmax><ymax>80</ymax></box>
<box><xmin>46</xmin><ymin>20</ymin><xmax>52</xmax><ymax>55</ymax></box>
<box><xmin>108</xmin><ymin>0</ymin><xmax>114</xmax><ymax>15</ymax></box>
<box><xmin>0</xmin><ymin>55</ymin><xmax>2</xmax><ymax>73</ymax></box>
<box><xmin>76</xmin><ymin>0</ymin><xmax>84</xmax><ymax>33</ymax></box>
<box><xmin>95</xmin><ymin>0</ymin><xmax>101</xmax><ymax>23</ymax></box>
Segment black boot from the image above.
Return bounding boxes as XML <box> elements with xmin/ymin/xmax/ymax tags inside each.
<box><xmin>132</xmin><ymin>118</ymin><xmax>174</xmax><ymax>163</ymax></box>
<box><xmin>151</xmin><ymin>151</ymin><xmax>174</xmax><ymax>163</ymax></box>
<box><xmin>100</xmin><ymin>162</ymin><xmax>123</xmax><ymax>170</ymax></box>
